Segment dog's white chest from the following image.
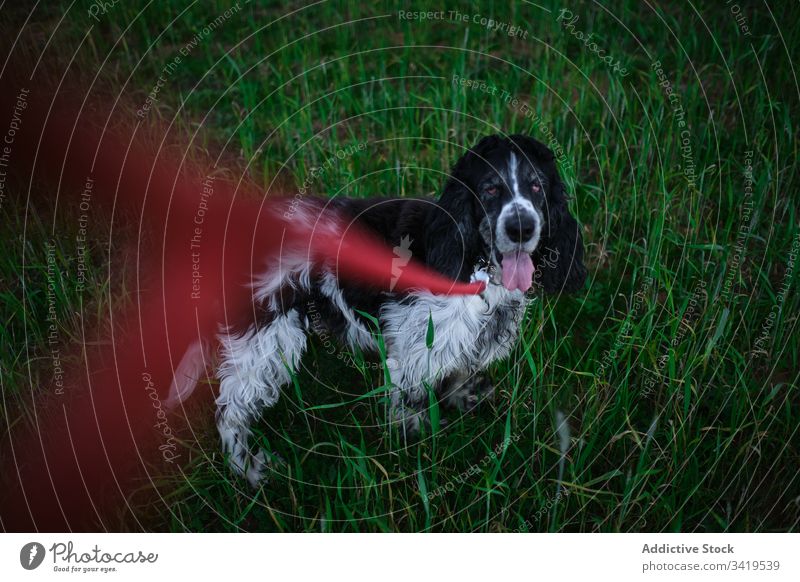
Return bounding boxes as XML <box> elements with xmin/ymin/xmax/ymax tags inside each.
<box><xmin>381</xmin><ymin>282</ymin><xmax>529</xmax><ymax>380</ymax></box>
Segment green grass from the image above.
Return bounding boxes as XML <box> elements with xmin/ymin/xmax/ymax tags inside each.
<box><xmin>2</xmin><ymin>0</ymin><xmax>799</xmax><ymax>532</ymax></box>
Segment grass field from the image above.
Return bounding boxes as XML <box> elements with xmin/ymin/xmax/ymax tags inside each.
<box><xmin>2</xmin><ymin>1</ymin><xmax>799</xmax><ymax>532</ymax></box>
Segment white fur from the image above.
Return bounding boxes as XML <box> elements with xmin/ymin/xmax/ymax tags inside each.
<box><xmin>251</xmin><ymin>198</ymin><xmax>337</xmax><ymax>308</ymax></box>
<box><xmin>381</xmin><ymin>269</ymin><xmax>528</xmax><ymax>431</ymax></box>
<box><xmin>510</xmin><ymin>152</ymin><xmax>521</xmax><ymax>199</ymax></box>
<box><xmin>319</xmin><ymin>271</ymin><xmax>376</xmax><ymax>352</ymax></box>
<box><xmin>215</xmin><ymin>309</ymin><xmax>307</xmax><ymax>486</ymax></box>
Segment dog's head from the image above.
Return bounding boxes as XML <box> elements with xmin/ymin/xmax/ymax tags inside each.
<box><xmin>425</xmin><ymin>134</ymin><xmax>587</xmax><ymax>294</ymax></box>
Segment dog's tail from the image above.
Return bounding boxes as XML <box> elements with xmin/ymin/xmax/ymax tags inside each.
<box><xmin>165</xmin><ymin>339</ymin><xmax>212</xmax><ymax>409</ymax></box>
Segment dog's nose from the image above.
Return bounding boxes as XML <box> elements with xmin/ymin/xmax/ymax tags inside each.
<box><xmin>504</xmin><ymin>212</ymin><xmax>536</xmax><ymax>242</ymax></box>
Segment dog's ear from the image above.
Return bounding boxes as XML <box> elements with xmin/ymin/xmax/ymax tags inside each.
<box><xmin>533</xmin><ymin>176</ymin><xmax>587</xmax><ymax>294</ymax></box>
<box><xmin>424</xmin><ymin>179</ymin><xmax>480</xmax><ymax>281</ymax></box>
<box><xmin>423</xmin><ymin>143</ymin><xmax>490</xmax><ymax>281</ymax></box>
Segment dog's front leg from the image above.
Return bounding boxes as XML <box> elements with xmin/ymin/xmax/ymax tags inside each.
<box><xmin>384</xmin><ymin>356</ymin><xmax>434</xmax><ymax>439</ymax></box>
<box><xmin>439</xmin><ymin>370</ymin><xmax>495</xmax><ymax>413</ymax></box>
<box><xmin>380</xmin><ymin>290</ymin><xmax>487</xmax><ymax>438</ymax></box>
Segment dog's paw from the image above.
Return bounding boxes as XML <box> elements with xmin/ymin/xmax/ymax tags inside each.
<box><xmin>244</xmin><ymin>449</ymin><xmax>269</xmax><ymax>488</ymax></box>
<box><xmin>389</xmin><ymin>403</ymin><xmax>431</xmax><ymax>440</ymax></box>
<box><xmin>227</xmin><ymin>446</ymin><xmax>270</xmax><ymax>488</ymax></box>
<box><xmin>443</xmin><ymin>376</ymin><xmax>495</xmax><ymax>413</ymax></box>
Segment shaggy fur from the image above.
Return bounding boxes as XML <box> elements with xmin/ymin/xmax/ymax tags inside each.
<box><xmin>168</xmin><ymin>134</ymin><xmax>587</xmax><ymax>487</ymax></box>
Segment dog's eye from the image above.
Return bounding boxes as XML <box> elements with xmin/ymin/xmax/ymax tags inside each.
<box><xmin>531</xmin><ymin>183</ymin><xmax>541</xmax><ymax>193</ymax></box>
<box><xmin>485</xmin><ymin>186</ymin><xmax>498</xmax><ymax>195</ymax></box>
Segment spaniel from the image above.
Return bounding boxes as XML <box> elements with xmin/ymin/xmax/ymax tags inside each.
<box><xmin>168</xmin><ymin>134</ymin><xmax>587</xmax><ymax>486</ymax></box>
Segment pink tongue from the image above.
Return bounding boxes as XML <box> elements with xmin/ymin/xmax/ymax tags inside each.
<box><xmin>501</xmin><ymin>253</ymin><xmax>535</xmax><ymax>292</ymax></box>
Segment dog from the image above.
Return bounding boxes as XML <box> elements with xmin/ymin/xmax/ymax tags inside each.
<box><xmin>168</xmin><ymin>134</ymin><xmax>587</xmax><ymax>487</ymax></box>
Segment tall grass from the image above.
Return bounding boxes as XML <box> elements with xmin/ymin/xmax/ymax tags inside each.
<box><xmin>1</xmin><ymin>0</ymin><xmax>798</xmax><ymax>531</ymax></box>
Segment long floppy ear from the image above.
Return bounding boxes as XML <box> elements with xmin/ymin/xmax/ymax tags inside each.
<box><xmin>423</xmin><ymin>137</ymin><xmax>505</xmax><ymax>282</ymax></box>
<box><xmin>424</xmin><ymin>177</ymin><xmax>480</xmax><ymax>282</ymax></box>
<box><xmin>533</xmin><ymin>177</ymin><xmax>587</xmax><ymax>294</ymax></box>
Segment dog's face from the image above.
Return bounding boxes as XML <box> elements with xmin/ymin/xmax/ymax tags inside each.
<box><xmin>471</xmin><ymin>142</ymin><xmax>549</xmax><ymax>291</ymax></box>
<box><xmin>425</xmin><ymin>134</ymin><xmax>587</xmax><ymax>294</ymax></box>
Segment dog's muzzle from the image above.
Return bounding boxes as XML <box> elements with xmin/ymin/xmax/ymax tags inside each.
<box><xmin>497</xmin><ymin>203</ymin><xmax>542</xmax><ymax>292</ymax></box>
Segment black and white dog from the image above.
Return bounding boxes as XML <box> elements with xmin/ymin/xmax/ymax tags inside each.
<box><xmin>169</xmin><ymin>134</ymin><xmax>586</xmax><ymax>486</ymax></box>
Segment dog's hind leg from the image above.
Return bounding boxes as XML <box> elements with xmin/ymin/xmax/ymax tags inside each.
<box><xmin>215</xmin><ymin>309</ymin><xmax>307</xmax><ymax>487</ymax></box>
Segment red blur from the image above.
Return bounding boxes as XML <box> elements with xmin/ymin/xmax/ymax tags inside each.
<box><xmin>0</xmin><ymin>82</ymin><xmax>482</xmax><ymax>531</ymax></box>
